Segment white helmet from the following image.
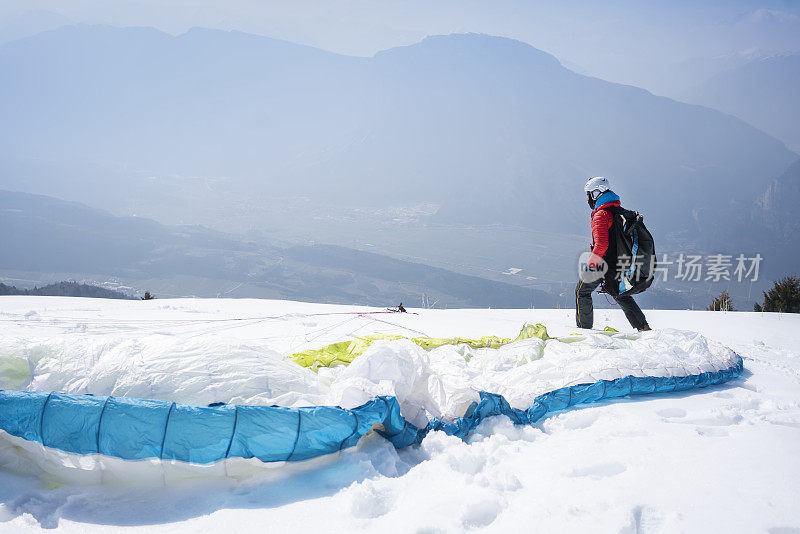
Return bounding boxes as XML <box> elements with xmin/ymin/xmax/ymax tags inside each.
<box><xmin>584</xmin><ymin>176</ymin><xmax>610</xmax><ymax>201</ymax></box>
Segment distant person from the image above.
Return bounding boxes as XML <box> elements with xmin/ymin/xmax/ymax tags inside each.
<box><xmin>576</xmin><ymin>177</ymin><xmax>651</xmax><ymax>331</ymax></box>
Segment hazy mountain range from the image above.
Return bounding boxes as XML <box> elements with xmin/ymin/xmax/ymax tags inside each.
<box><xmin>2</xmin><ymin>3</ymin><xmax>799</xmax><ymax>96</ymax></box>
<box><xmin>1</xmin><ymin>27</ymin><xmax>797</xmax><ymax>239</ymax></box>
<box><xmin>0</xmin><ymin>25</ymin><xmax>798</xmax><ymax>308</ymax></box>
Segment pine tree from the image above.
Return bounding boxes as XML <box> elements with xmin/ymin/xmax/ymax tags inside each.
<box><xmin>754</xmin><ymin>276</ymin><xmax>800</xmax><ymax>313</ymax></box>
<box><xmin>707</xmin><ymin>290</ymin><xmax>735</xmax><ymax>311</ymax></box>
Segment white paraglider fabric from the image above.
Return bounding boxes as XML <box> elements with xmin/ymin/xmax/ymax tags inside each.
<box><xmin>1</xmin><ymin>328</ymin><xmax>739</xmax><ymax>429</ymax></box>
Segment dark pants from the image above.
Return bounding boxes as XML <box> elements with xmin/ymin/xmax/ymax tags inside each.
<box><xmin>576</xmin><ymin>278</ymin><xmax>648</xmax><ymax>330</ymax></box>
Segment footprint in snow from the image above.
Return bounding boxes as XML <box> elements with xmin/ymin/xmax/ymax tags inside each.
<box><xmin>764</xmin><ymin>416</ymin><xmax>800</xmax><ymax>429</ymax></box>
<box><xmin>569</xmin><ymin>461</ymin><xmax>627</xmax><ymax>479</ymax></box>
<box><xmin>656</xmin><ymin>407</ymin><xmax>687</xmax><ymax>419</ymax></box>
<box><xmin>544</xmin><ymin>409</ymin><xmax>600</xmax><ymax>432</ymax></box>
<box><xmin>695</xmin><ymin>427</ymin><xmax>729</xmax><ymax>437</ymax></box>
<box><xmin>620</xmin><ymin>505</ymin><xmax>666</xmax><ymax>534</ymax></box>
<box><xmin>686</xmin><ymin>412</ymin><xmax>743</xmax><ymax>427</ymax></box>
<box><xmin>460</xmin><ymin>498</ymin><xmax>502</xmax><ymax>529</ymax></box>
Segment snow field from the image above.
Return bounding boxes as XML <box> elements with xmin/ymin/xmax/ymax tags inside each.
<box><xmin>0</xmin><ymin>297</ymin><xmax>798</xmax><ymax>532</ymax></box>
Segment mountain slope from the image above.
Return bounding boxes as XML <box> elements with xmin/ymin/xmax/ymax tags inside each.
<box><xmin>0</xmin><ymin>281</ymin><xmax>134</xmax><ymax>299</ymax></box>
<box><xmin>681</xmin><ymin>55</ymin><xmax>800</xmax><ymax>153</ymax></box>
<box><xmin>753</xmin><ymin>158</ymin><xmax>800</xmax><ymax>239</ymax></box>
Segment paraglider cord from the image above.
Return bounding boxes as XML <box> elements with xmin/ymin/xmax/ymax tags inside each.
<box><xmin>358</xmin><ymin>313</ymin><xmax>430</xmax><ymax>337</ymax></box>
<box><xmin>597</xmin><ymin>287</ymin><xmax>618</xmax><ymax>306</ymax></box>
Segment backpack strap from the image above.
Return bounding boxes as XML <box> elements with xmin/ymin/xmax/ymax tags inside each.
<box><xmin>605</xmin><ymin>205</ymin><xmax>642</xmax><ymax>235</ymax></box>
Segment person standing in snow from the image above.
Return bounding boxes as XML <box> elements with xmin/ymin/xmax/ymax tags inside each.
<box><xmin>576</xmin><ymin>177</ymin><xmax>651</xmax><ymax>332</ymax></box>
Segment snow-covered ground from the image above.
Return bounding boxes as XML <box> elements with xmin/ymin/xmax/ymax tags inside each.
<box><xmin>1</xmin><ymin>297</ymin><xmax>799</xmax><ymax>532</ymax></box>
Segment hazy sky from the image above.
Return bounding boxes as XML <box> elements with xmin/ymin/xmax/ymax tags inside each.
<box><xmin>2</xmin><ymin>1</ymin><xmax>800</xmax><ymax>93</ymax></box>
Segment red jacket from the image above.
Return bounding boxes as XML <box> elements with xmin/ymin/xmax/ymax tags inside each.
<box><xmin>590</xmin><ymin>199</ymin><xmax>620</xmax><ymax>259</ymax></box>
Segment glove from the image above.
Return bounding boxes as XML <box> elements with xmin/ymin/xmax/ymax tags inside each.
<box><xmin>587</xmin><ymin>253</ymin><xmax>603</xmax><ymax>270</ymax></box>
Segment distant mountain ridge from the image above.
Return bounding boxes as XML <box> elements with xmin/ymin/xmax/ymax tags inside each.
<box><xmin>0</xmin><ymin>190</ymin><xmax>556</xmax><ymax>308</ymax></box>
<box><xmin>0</xmin><ymin>25</ymin><xmax>797</xmax><ymax>256</ymax></box>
